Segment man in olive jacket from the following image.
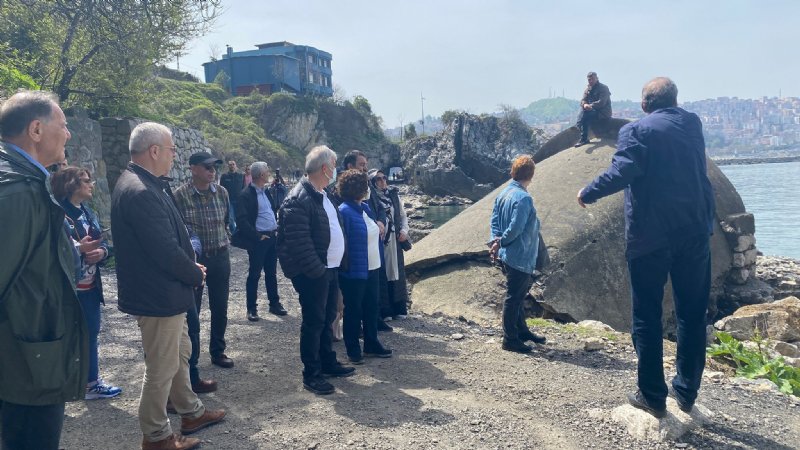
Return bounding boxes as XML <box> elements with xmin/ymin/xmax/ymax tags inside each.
<box><xmin>0</xmin><ymin>91</ymin><xmax>88</xmax><ymax>450</ymax></box>
<box><xmin>112</xmin><ymin>122</ymin><xmax>225</xmax><ymax>449</ymax></box>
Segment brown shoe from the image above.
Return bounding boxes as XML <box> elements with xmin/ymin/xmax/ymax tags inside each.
<box><xmin>181</xmin><ymin>409</ymin><xmax>226</xmax><ymax>434</ymax></box>
<box><xmin>142</xmin><ymin>433</ymin><xmax>200</xmax><ymax>450</ymax></box>
<box><xmin>211</xmin><ymin>354</ymin><xmax>234</xmax><ymax>368</ymax></box>
<box><xmin>191</xmin><ymin>379</ymin><xmax>218</xmax><ymax>394</ymax></box>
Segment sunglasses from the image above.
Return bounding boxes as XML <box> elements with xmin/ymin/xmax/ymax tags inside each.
<box><xmin>202</xmin><ymin>164</ymin><xmax>217</xmax><ymax>171</ymax></box>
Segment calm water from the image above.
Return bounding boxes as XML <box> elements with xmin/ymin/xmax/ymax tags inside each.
<box><xmin>423</xmin><ymin>204</ymin><xmax>469</xmax><ymax>228</ymax></box>
<box><xmin>719</xmin><ymin>161</ymin><xmax>800</xmax><ymax>259</ymax></box>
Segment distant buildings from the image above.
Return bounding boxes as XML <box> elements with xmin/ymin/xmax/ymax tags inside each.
<box><xmin>203</xmin><ymin>41</ymin><xmax>333</xmax><ymax>97</ymax></box>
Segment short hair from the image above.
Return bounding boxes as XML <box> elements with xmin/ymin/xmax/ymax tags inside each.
<box><xmin>342</xmin><ymin>149</ymin><xmax>366</xmax><ymax>169</ymax></box>
<box><xmin>129</xmin><ymin>122</ymin><xmax>171</xmax><ymax>155</ymax></box>
<box><xmin>305</xmin><ymin>145</ymin><xmax>337</xmax><ymax>174</ymax></box>
<box><xmin>641</xmin><ymin>77</ymin><xmax>678</xmax><ymax>113</ymax></box>
<box><xmin>510</xmin><ymin>155</ymin><xmax>535</xmax><ymax>182</ymax></box>
<box><xmin>0</xmin><ymin>90</ymin><xmax>58</xmax><ymax>139</ymax></box>
<box><xmin>250</xmin><ymin>161</ymin><xmax>269</xmax><ymax>180</ymax></box>
<box><xmin>587</xmin><ymin>71</ymin><xmax>597</xmax><ymax>78</ymax></box>
<box><xmin>337</xmin><ymin>169</ymin><xmax>369</xmax><ymax>202</ymax></box>
<box><xmin>50</xmin><ymin>166</ymin><xmax>90</xmax><ymax>201</ymax></box>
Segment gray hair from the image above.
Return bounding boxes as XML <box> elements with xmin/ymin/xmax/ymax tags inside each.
<box><xmin>250</xmin><ymin>161</ymin><xmax>270</xmax><ymax>180</ymax></box>
<box><xmin>0</xmin><ymin>90</ymin><xmax>58</xmax><ymax>139</ymax></box>
<box><xmin>129</xmin><ymin>122</ymin><xmax>172</xmax><ymax>155</ymax></box>
<box><xmin>305</xmin><ymin>145</ymin><xmax>337</xmax><ymax>174</ymax></box>
<box><xmin>641</xmin><ymin>77</ymin><xmax>678</xmax><ymax>113</ymax></box>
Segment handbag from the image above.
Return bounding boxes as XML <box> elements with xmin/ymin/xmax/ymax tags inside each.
<box><xmin>399</xmin><ymin>238</ymin><xmax>412</xmax><ymax>251</ymax></box>
<box><xmin>535</xmin><ymin>232</ymin><xmax>550</xmax><ymax>271</ymax></box>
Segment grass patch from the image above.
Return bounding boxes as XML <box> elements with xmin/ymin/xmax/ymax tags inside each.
<box><xmin>526</xmin><ymin>318</ymin><xmax>620</xmax><ymax>341</ymax></box>
<box><xmin>708</xmin><ymin>331</ymin><xmax>800</xmax><ymax>396</ymax></box>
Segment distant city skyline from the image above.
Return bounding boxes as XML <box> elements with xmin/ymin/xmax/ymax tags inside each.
<box><xmin>173</xmin><ymin>0</ymin><xmax>800</xmax><ymax>127</ymax></box>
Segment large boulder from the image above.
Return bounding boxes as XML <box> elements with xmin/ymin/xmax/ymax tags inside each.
<box><xmin>401</xmin><ymin>113</ymin><xmax>543</xmax><ymax>201</ymax></box>
<box><xmin>406</xmin><ymin>123</ymin><xmax>746</xmax><ymax>334</ymax></box>
<box><xmin>714</xmin><ymin>296</ymin><xmax>800</xmax><ymax>342</ymax></box>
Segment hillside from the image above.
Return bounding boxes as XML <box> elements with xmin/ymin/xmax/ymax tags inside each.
<box><xmin>138</xmin><ymin>77</ymin><xmax>393</xmax><ymax>170</ymax></box>
<box><xmin>518</xmin><ymin>97</ymin><xmax>643</xmax><ymax>125</ymax></box>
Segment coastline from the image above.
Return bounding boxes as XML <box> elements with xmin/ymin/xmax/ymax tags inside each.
<box><xmin>713</xmin><ymin>155</ymin><xmax>800</xmax><ymax>166</ymax></box>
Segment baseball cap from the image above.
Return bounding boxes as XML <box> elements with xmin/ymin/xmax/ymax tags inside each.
<box><xmin>188</xmin><ymin>152</ymin><xmax>223</xmax><ymax>166</ymax></box>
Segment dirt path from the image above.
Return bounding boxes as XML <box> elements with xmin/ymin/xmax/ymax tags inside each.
<box><xmin>61</xmin><ymin>248</ymin><xmax>800</xmax><ymax>449</ymax></box>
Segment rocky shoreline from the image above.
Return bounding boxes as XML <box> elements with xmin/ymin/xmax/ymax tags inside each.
<box><xmin>394</xmin><ymin>184</ymin><xmax>472</xmax><ymax>242</ymax></box>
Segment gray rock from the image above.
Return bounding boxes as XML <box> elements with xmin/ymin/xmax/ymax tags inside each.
<box><xmin>715</xmin><ymin>296</ymin><xmax>800</xmax><ymax>342</ymax></box>
<box><xmin>577</xmin><ymin>320</ymin><xmax>615</xmax><ymax>332</ymax></box>
<box><xmin>610</xmin><ymin>399</ymin><xmax>714</xmax><ymax>441</ymax></box>
<box><xmin>583</xmin><ymin>337</ymin><xmax>605</xmax><ymax>351</ymax></box>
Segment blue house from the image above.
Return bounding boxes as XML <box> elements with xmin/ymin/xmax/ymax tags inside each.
<box><xmin>202</xmin><ymin>41</ymin><xmax>333</xmax><ymax>97</ymax></box>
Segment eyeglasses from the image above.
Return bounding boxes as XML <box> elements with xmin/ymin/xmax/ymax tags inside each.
<box><xmin>79</xmin><ymin>178</ymin><xmax>95</xmax><ymax>185</ymax></box>
<box><xmin>159</xmin><ymin>145</ymin><xmax>178</xmax><ymax>153</ymax></box>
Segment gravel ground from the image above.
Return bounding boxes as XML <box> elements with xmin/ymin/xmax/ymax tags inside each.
<box><xmin>61</xmin><ymin>248</ymin><xmax>800</xmax><ymax>449</ymax></box>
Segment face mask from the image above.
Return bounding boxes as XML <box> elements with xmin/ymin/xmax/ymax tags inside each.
<box><xmin>327</xmin><ymin>166</ymin><xmax>337</xmax><ymax>186</ymax></box>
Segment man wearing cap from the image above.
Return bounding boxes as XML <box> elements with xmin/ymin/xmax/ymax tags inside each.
<box><xmin>174</xmin><ymin>152</ymin><xmax>235</xmax><ymax>370</ymax></box>
<box><xmin>575</xmin><ymin>71</ymin><xmax>612</xmax><ymax>147</ymax></box>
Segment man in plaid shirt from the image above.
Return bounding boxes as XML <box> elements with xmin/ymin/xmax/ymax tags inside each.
<box><xmin>174</xmin><ymin>152</ymin><xmax>235</xmax><ymax>370</ymax></box>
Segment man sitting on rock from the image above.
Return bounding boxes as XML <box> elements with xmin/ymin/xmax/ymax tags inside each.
<box><xmin>575</xmin><ymin>71</ymin><xmax>612</xmax><ymax>147</ymax></box>
<box><xmin>578</xmin><ymin>77</ymin><xmax>715</xmax><ymax>418</ymax></box>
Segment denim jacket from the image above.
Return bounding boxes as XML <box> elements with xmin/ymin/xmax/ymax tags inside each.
<box><xmin>490</xmin><ymin>180</ymin><xmax>540</xmax><ymax>274</ymax></box>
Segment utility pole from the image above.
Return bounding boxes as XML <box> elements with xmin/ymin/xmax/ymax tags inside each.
<box><xmin>420</xmin><ymin>92</ymin><xmax>425</xmax><ymax>135</ymax></box>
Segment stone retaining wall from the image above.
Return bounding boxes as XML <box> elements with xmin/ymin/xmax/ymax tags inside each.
<box><xmin>65</xmin><ymin>115</ymin><xmax>216</xmax><ymax>229</ymax></box>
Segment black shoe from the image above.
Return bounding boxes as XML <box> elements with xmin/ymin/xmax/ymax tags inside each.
<box><xmin>321</xmin><ymin>363</ymin><xmax>355</xmax><ymax>378</ymax></box>
<box><xmin>377</xmin><ymin>320</ymin><xmax>393</xmax><ymax>332</ymax></box>
<box><xmin>269</xmin><ymin>303</ymin><xmax>288</xmax><ymax>316</ymax></box>
<box><xmin>348</xmin><ymin>355</ymin><xmax>365</xmax><ymax>365</ymax></box>
<box><xmin>502</xmin><ymin>340</ymin><xmax>533</xmax><ymax>354</ymax></box>
<box><xmin>303</xmin><ymin>377</ymin><xmax>335</xmax><ymax>395</ymax></box>
<box><xmin>247</xmin><ymin>311</ymin><xmax>260</xmax><ymax>322</ymax></box>
<box><xmin>627</xmin><ymin>390</ymin><xmax>667</xmax><ymax>418</ymax></box>
<box><xmin>211</xmin><ymin>354</ymin><xmax>234</xmax><ymax>368</ymax></box>
<box><xmin>519</xmin><ymin>330</ymin><xmax>547</xmax><ymax>345</ymax></box>
<box><xmin>668</xmin><ymin>386</ymin><xmax>694</xmax><ymax>413</ymax></box>
<box><xmin>364</xmin><ymin>346</ymin><xmax>392</xmax><ymax>358</ymax></box>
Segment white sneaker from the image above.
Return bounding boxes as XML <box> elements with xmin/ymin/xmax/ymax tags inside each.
<box><xmin>393</xmin><ymin>314</ymin><xmax>408</xmax><ymax>320</ymax></box>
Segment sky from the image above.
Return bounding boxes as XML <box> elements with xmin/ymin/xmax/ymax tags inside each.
<box><xmin>174</xmin><ymin>0</ymin><xmax>800</xmax><ymax>128</ymax></box>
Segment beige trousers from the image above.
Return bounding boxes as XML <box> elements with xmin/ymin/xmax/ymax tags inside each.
<box><xmin>136</xmin><ymin>313</ymin><xmax>204</xmax><ymax>442</ymax></box>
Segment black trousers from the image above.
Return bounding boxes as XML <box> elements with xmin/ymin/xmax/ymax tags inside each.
<box><xmin>195</xmin><ymin>249</ymin><xmax>231</xmax><ymax>358</ymax></box>
<box><xmin>291</xmin><ymin>269</ymin><xmax>339</xmax><ymax>379</ymax></box>
<box><xmin>628</xmin><ymin>233</ymin><xmax>711</xmax><ymax>408</ymax></box>
<box><xmin>0</xmin><ymin>401</ymin><xmax>65</xmax><ymax>450</ymax></box>
<box><xmin>339</xmin><ymin>270</ymin><xmax>381</xmax><ymax>359</ymax></box>
<box><xmin>246</xmin><ymin>235</ymin><xmax>280</xmax><ymax>313</ymax></box>
<box><xmin>577</xmin><ymin>109</ymin><xmax>599</xmax><ymax>141</ymax></box>
<box><xmin>503</xmin><ymin>264</ymin><xmax>534</xmax><ymax>344</ymax></box>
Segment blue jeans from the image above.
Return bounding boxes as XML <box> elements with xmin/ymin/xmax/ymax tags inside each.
<box><xmin>628</xmin><ymin>233</ymin><xmax>711</xmax><ymax>408</ymax></box>
<box><xmin>186</xmin><ymin>300</ymin><xmax>201</xmax><ymax>386</ymax></box>
<box><xmin>77</xmin><ymin>286</ymin><xmax>102</xmax><ymax>384</ymax></box>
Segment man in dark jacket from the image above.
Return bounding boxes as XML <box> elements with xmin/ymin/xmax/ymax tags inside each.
<box><xmin>578</xmin><ymin>77</ymin><xmax>715</xmax><ymax>419</ymax></box>
<box><xmin>278</xmin><ymin>145</ymin><xmax>355</xmax><ymax>395</ymax></box>
<box><xmin>0</xmin><ymin>91</ymin><xmax>87</xmax><ymax>450</ymax></box>
<box><xmin>235</xmin><ymin>161</ymin><xmax>287</xmax><ymax>320</ymax></box>
<box><xmin>219</xmin><ymin>160</ymin><xmax>244</xmax><ymax>233</ymax></box>
<box><xmin>112</xmin><ymin>122</ymin><xmax>225</xmax><ymax>450</ymax></box>
<box><xmin>575</xmin><ymin>71</ymin><xmax>612</xmax><ymax>146</ymax></box>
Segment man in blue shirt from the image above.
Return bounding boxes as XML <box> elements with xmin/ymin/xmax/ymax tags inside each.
<box><xmin>578</xmin><ymin>77</ymin><xmax>715</xmax><ymax>418</ymax></box>
<box><xmin>235</xmin><ymin>161</ymin><xmax>287</xmax><ymax>320</ymax></box>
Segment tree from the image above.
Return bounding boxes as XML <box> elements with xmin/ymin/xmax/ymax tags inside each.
<box><xmin>405</xmin><ymin>123</ymin><xmax>417</xmax><ymax>139</ymax></box>
<box><xmin>0</xmin><ymin>0</ymin><xmax>221</xmax><ymax>114</ymax></box>
<box><xmin>440</xmin><ymin>109</ymin><xmax>463</xmax><ymax>127</ymax></box>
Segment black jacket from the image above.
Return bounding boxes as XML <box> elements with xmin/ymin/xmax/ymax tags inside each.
<box><xmin>220</xmin><ymin>171</ymin><xmax>244</xmax><ymax>203</ymax></box>
<box><xmin>111</xmin><ymin>163</ymin><xmax>204</xmax><ymax>317</ymax></box>
<box><xmin>581</xmin><ymin>81</ymin><xmax>612</xmax><ymax>120</ymax></box>
<box><xmin>234</xmin><ymin>184</ymin><xmax>279</xmax><ymax>250</ymax></box>
<box><xmin>278</xmin><ymin>178</ymin><xmax>346</xmax><ymax>280</ymax></box>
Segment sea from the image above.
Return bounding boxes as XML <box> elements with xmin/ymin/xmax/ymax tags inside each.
<box><xmin>719</xmin><ymin>161</ymin><xmax>800</xmax><ymax>260</ymax></box>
